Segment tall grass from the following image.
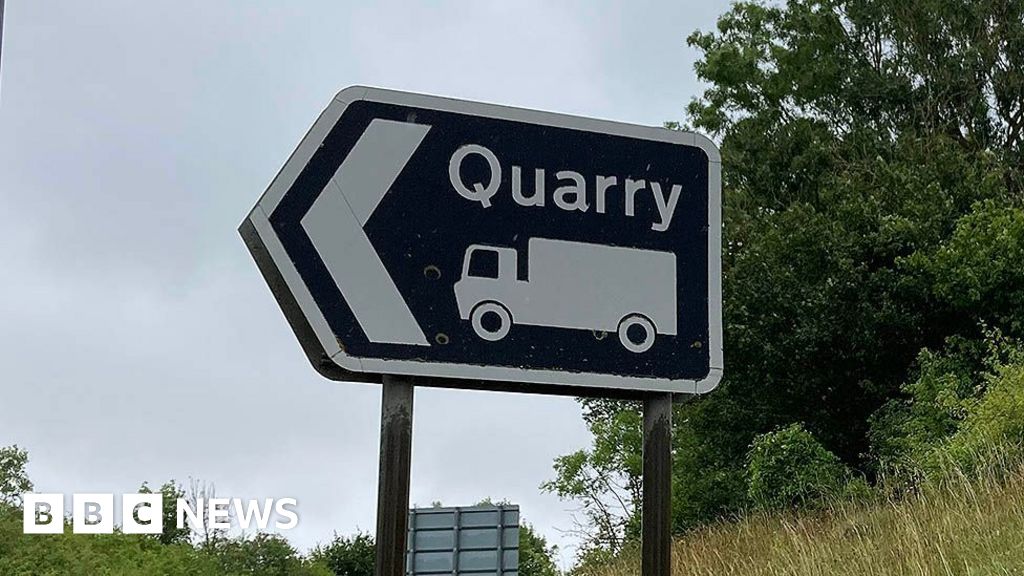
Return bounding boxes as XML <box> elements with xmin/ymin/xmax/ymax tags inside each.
<box><xmin>581</xmin><ymin>450</ymin><xmax>1024</xmax><ymax>576</ymax></box>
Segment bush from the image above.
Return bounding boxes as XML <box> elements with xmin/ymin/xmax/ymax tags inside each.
<box><xmin>746</xmin><ymin>424</ymin><xmax>857</xmax><ymax>510</ymax></box>
<box><xmin>923</xmin><ymin>361</ymin><xmax>1024</xmax><ymax>478</ymax></box>
<box><xmin>867</xmin><ymin>336</ymin><xmax>988</xmax><ymax>476</ymax></box>
<box><xmin>867</xmin><ymin>332</ymin><xmax>1024</xmax><ymax>485</ymax></box>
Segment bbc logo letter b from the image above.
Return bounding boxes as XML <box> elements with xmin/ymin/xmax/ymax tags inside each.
<box><xmin>23</xmin><ymin>494</ymin><xmax>64</xmax><ymax>534</ymax></box>
<box><xmin>73</xmin><ymin>494</ymin><xmax>114</xmax><ymax>534</ymax></box>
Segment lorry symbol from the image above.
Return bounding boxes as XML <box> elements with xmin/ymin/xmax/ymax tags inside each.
<box><xmin>453</xmin><ymin>238</ymin><xmax>677</xmax><ymax>353</ymax></box>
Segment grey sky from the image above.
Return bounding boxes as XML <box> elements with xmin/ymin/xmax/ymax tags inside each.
<box><xmin>0</xmin><ymin>0</ymin><xmax>729</xmax><ymax>567</ymax></box>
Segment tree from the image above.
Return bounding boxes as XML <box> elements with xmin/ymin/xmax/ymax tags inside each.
<box><xmin>0</xmin><ymin>445</ymin><xmax>32</xmax><ymax>509</ymax></box>
<box><xmin>541</xmin><ymin>402</ymin><xmax>642</xmax><ymax>556</ymax></box>
<box><xmin>549</xmin><ymin>0</ymin><xmax>1024</xmax><ymax>547</ymax></box>
<box><xmin>310</xmin><ymin>532</ymin><xmax>375</xmax><ymax>576</ymax></box>
<box><xmin>519</xmin><ymin>523</ymin><xmax>560</xmax><ymax>576</ymax></box>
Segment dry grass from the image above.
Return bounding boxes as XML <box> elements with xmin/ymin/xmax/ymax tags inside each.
<box><xmin>582</xmin><ymin>462</ymin><xmax>1024</xmax><ymax>576</ymax></box>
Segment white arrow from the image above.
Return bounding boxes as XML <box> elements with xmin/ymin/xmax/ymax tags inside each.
<box><xmin>301</xmin><ymin>119</ymin><xmax>432</xmax><ymax>346</ymax></box>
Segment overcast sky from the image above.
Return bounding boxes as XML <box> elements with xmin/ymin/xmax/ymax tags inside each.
<box><xmin>0</xmin><ymin>1</ymin><xmax>729</xmax><ymax>567</ymax></box>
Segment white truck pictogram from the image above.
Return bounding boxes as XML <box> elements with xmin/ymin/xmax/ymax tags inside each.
<box><xmin>454</xmin><ymin>238</ymin><xmax>677</xmax><ymax>353</ymax></box>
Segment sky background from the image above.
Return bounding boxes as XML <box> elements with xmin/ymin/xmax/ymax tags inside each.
<box><xmin>0</xmin><ymin>0</ymin><xmax>730</xmax><ymax>567</ymax></box>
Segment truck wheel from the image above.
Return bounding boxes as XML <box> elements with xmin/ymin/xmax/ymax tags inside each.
<box><xmin>471</xmin><ymin>302</ymin><xmax>512</xmax><ymax>342</ymax></box>
<box><xmin>618</xmin><ymin>314</ymin><xmax>655</xmax><ymax>353</ymax></box>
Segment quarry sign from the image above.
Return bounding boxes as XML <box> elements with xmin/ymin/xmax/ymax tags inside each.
<box><xmin>239</xmin><ymin>86</ymin><xmax>722</xmax><ymax>396</ymax></box>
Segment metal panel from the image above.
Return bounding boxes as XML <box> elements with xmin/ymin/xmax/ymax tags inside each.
<box><xmin>459</xmin><ymin>528</ymin><xmax>497</xmax><ymax>549</ymax></box>
<box><xmin>414</xmin><ymin>511</ymin><xmax>456</xmax><ymax>529</ymax></box>
<box><xmin>413</xmin><ymin>551</ymin><xmax>453</xmax><ymax>573</ymax></box>
<box><xmin>407</xmin><ymin>505</ymin><xmax>519</xmax><ymax>576</ymax></box>
<box><xmin>460</xmin><ymin>510</ymin><xmax>499</xmax><ymax>528</ymax></box>
<box><xmin>459</xmin><ymin>550</ymin><xmax>498</xmax><ymax>571</ymax></box>
<box><xmin>415</xmin><ymin>529</ymin><xmax>455</xmax><ymax>551</ymax></box>
<box><xmin>501</xmin><ymin>529</ymin><xmax>517</xmax><ymax>549</ymax></box>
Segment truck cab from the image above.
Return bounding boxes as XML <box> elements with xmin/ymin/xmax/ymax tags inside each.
<box><xmin>454</xmin><ymin>244</ymin><xmax>520</xmax><ymax>322</ymax></box>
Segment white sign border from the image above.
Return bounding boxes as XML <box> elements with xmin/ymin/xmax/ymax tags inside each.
<box><xmin>244</xmin><ymin>86</ymin><xmax>723</xmax><ymax>395</ymax></box>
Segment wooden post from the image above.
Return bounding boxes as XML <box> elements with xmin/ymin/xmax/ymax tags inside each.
<box><xmin>375</xmin><ymin>376</ymin><xmax>414</xmax><ymax>576</ymax></box>
<box><xmin>642</xmin><ymin>392</ymin><xmax>673</xmax><ymax>576</ymax></box>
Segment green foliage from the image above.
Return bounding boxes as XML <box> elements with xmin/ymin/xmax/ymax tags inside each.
<box><xmin>519</xmin><ymin>523</ymin><xmax>560</xmax><ymax>576</ymax></box>
<box><xmin>550</xmin><ymin>0</ymin><xmax>1024</xmax><ymax>553</ymax></box>
<box><xmin>867</xmin><ymin>336</ymin><xmax>989</xmax><ymax>474</ymax></box>
<box><xmin>923</xmin><ymin>359</ymin><xmax>1024</xmax><ymax>477</ymax></box>
<box><xmin>309</xmin><ymin>532</ymin><xmax>375</xmax><ymax>576</ymax></box>
<box><xmin>867</xmin><ymin>330</ymin><xmax>1024</xmax><ymax>481</ymax></box>
<box><xmin>908</xmin><ymin>202</ymin><xmax>1024</xmax><ymax>334</ymax></box>
<box><xmin>688</xmin><ymin>0</ymin><xmax>1024</xmax><ymax>155</ymax></box>
<box><xmin>746</xmin><ymin>424</ymin><xmax>859</xmax><ymax>510</ymax></box>
<box><xmin>210</xmin><ymin>532</ymin><xmax>329</xmax><ymax>576</ymax></box>
<box><xmin>0</xmin><ymin>445</ymin><xmax>32</xmax><ymax>509</ymax></box>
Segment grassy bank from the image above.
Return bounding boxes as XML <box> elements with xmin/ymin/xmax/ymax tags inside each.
<box><xmin>584</xmin><ymin>463</ymin><xmax>1024</xmax><ymax>576</ymax></box>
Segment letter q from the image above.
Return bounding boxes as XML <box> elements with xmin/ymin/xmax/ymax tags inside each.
<box><xmin>449</xmin><ymin>144</ymin><xmax>501</xmax><ymax>208</ymax></box>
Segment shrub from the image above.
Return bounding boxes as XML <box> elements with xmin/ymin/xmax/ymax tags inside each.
<box><xmin>867</xmin><ymin>331</ymin><xmax>1024</xmax><ymax>484</ymax></box>
<box><xmin>867</xmin><ymin>336</ymin><xmax>987</xmax><ymax>476</ymax></box>
<box><xmin>746</xmin><ymin>424</ymin><xmax>855</xmax><ymax>510</ymax></box>
<box><xmin>923</xmin><ymin>361</ymin><xmax>1024</xmax><ymax>479</ymax></box>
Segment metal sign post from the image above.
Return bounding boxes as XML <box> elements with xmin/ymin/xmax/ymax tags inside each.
<box><xmin>642</xmin><ymin>393</ymin><xmax>673</xmax><ymax>576</ymax></box>
<box><xmin>375</xmin><ymin>377</ymin><xmax>414</xmax><ymax>576</ymax></box>
<box><xmin>239</xmin><ymin>86</ymin><xmax>722</xmax><ymax>576</ymax></box>
<box><xmin>1</xmin><ymin>0</ymin><xmax>6</xmax><ymax>82</ymax></box>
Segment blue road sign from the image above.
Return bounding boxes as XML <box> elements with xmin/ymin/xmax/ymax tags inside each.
<box><xmin>240</xmin><ymin>86</ymin><xmax>722</xmax><ymax>396</ymax></box>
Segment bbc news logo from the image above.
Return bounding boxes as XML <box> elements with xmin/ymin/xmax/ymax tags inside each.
<box><xmin>22</xmin><ymin>493</ymin><xmax>299</xmax><ymax>534</ymax></box>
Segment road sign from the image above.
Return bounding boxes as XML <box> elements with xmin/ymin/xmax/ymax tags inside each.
<box><xmin>407</xmin><ymin>504</ymin><xmax>519</xmax><ymax>576</ymax></box>
<box><xmin>240</xmin><ymin>86</ymin><xmax>722</xmax><ymax>396</ymax></box>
